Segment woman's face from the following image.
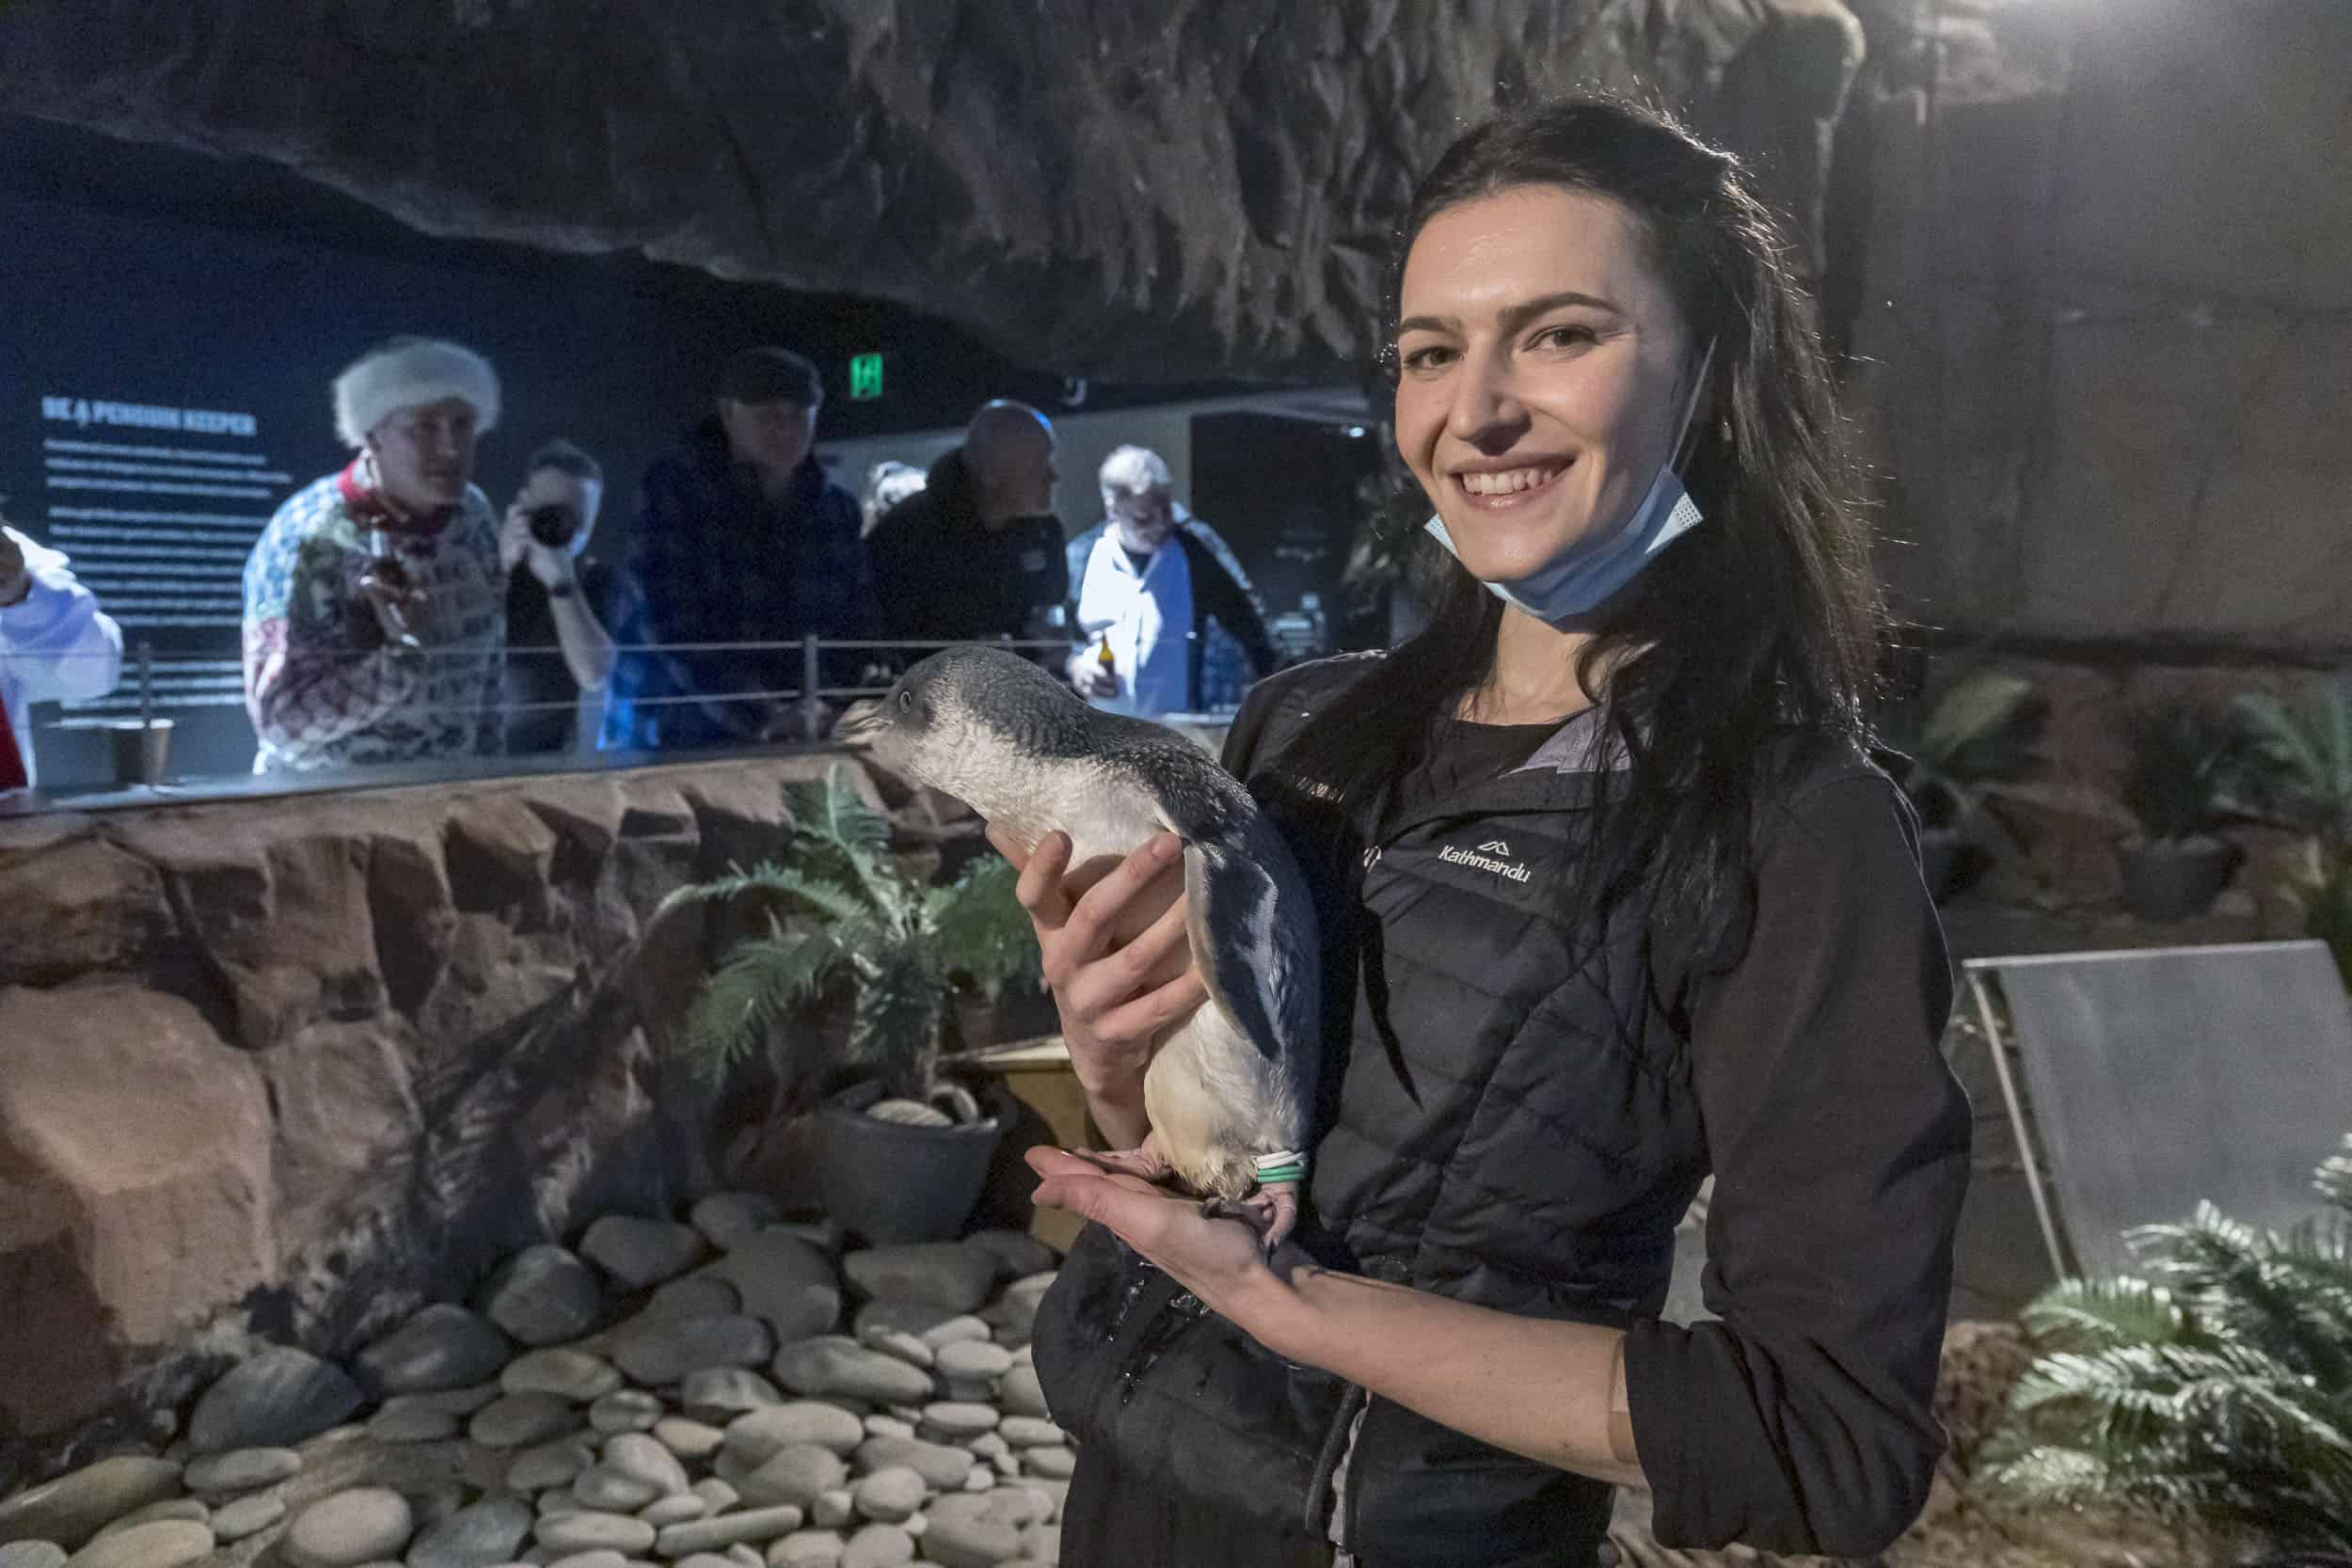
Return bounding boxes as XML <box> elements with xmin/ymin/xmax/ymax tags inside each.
<box><xmin>1393</xmin><ymin>185</ymin><xmax>1694</xmax><ymax>587</ymax></box>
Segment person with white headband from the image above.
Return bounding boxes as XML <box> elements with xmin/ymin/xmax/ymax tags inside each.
<box><xmin>992</xmin><ymin>98</ymin><xmax>1969</xmax><ymax>1568</ymax></box>
<box><xmin>241</xmin><ymin>337</ymin><xmax>506</xmax><ymax>772</ymax></box>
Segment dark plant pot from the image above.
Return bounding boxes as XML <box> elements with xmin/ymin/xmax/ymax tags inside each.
<box><xmin>818</xmin><ymin>1083</ymin><xmax>1005</xmax><ymax>1246</ymax></box>
<box><xmin>2115</xmin><ymin>833</ymin><xmax>2240</xmax><ymax>923</ymax></box>
<box><xmin>951</xmin><ymin>987</ymin><xmax>1061</xmax><ymax>1053</ymax></box>
<box><xmin>1916</xmin><ymin>828</ymin><xmax>1985</xmax><ymax>902</ymax></box>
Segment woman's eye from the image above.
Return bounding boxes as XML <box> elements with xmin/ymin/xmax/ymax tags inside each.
<box><xmin>1531</xmin><ymin>325</ymin><xmax>1597</xmax><ymax>353</ymax></box>
<box><xmin>1397</xmin><ymin>344</ymin><xmax>1455</xmax><ymax>374</ymax></box>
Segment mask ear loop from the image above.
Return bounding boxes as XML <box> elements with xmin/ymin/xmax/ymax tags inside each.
<box><xmin>1667</xmin><ymin>338</ymin><xmax>1719</xmax><ymax>477</ymax></box>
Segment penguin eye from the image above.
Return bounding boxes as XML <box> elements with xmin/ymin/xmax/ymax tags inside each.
<box><xmin>898</xmin><ymin>689</ymin><xmax>914</xmax><ymax>714</ymax></box>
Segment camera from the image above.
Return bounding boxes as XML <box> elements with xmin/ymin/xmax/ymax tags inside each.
<box><xmin>522</xmin><ymin>502</ymin><xmax>580</xmax><ymax>549</ymax></box>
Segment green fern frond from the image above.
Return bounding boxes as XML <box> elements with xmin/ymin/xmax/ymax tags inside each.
<box><xmin>1987</xmin><ymin>1443</ymin><xmax>2109</xmax><ymax>1503</ymax></box>
<box><xmin>2317</xmin><ymin>1137</ymin><xmax>2352</xmax><ymax>1214</ymax></box>
<box><xmin>2234</xmin><ymin>685</ymin><xmax>2352</xmax><ymax>850</ymax></box>
<box><xmin>926</xmin><ymin>855</ymin><xmax>1042</xmax><ymax>999</ymax></box>
<box><xmin>1998</xmin><ymin>1146</ymin><xmax>2352</xmax><ymax>1550</ymax></box>
<box><xmin>2021</xmin><ymin>1276</ymin><xmax>2185</xmax><ymax>1352</ymax></box>
<box><xmin>846</xmin><ymin>947</ymin><xmax>947</xmax><ymax>1100</ymax></box>
<box><xmin>775</xmin><ymin>769</ymin><xmax>906</xmax><ymax>917</ymax></box>
<box><xmin>1918</xmin><ymin>671</ymin><xmax>2038</xmax><ymax>771</ymax></box>
<box><xmin>660</xmin><ymin>862</ymin><xmax>877</xmax><ymax>930</ymax></box>
<box><xmin>2148</xmin><ymin>1205</ymin><xmax>2352</xmax><ymax>1385</ymax></box>
<box><xmin>680</xmin><ymin>928</ymin><xmax>844</xmax><ymax>1088</ymax></box>
<box><xmin>783</xmin><ymin>768</ymin><xmax>895</xmax><ymax>856</ymax></box>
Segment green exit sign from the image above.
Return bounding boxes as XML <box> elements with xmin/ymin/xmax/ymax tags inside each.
<box><xmin>849</xmin><ymin>353</ymin><xmax>884</xmax><ymax>401</ymax></box>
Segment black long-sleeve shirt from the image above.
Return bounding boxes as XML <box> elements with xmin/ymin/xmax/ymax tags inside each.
<box><xmin>1221</xmin><ymin>658</ymin><xmax>1971</xmax><ymax>1560</ymax></box>
<box><xmin>1623</xmin><ymin>771</ymin><xmax>1970</xmax><ymax>1554</ymax></box>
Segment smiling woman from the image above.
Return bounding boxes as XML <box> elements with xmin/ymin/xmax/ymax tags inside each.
<box><xmin>998</xmin><ymin>96</ymin><xmax>1972</xmax><ymax>1568</ymax></box>
<box><xmin>1393</xmin><ymin>187</ymin><xmax>1697</xmax><ymax>590</ymax></box>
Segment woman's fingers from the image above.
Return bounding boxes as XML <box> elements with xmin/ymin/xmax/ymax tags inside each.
<box><xmin>1094</xmin><ymin>965</ymin><xmax>1209</xmax><ymax>1044</ymax></box>
<box><xmin>1026</xmin><ymin>1151</ymin><xmax>1184</xmax><ymax>1237</ymax></box>
<box><xmin>1011</xmin><ymin>830</ymin><xmax>1074</xmax><ymax>927</ymax></box>
<box><xmin>1025</xmin><ymin>1146</ymin><xmax>1161</xmax><ymax>1196</ymax></box>
<box><xmin>1063</xmin><ymin>893</ymin><xmax>1192</xmax><ymax>1019</ymax></box>
<box><xmin>983</xmin><ymin>821</ymin><xmax>1032</xmax><ymax>874</ymax></box>
<box><xmin>1059</xmin><ymin>832</ymin><xmax>1182</xmax><ymax>961</ymax></box>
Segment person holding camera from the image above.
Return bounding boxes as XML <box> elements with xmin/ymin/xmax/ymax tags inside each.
<box><xmin>499</xmin><ymin>439</ymin><xmax>617</xmax><ymax>755</ymax></box>
<box><xmin>243</xmin><ymin>337</ymin><xmax>506</xmax><ymax>772</ymax></box>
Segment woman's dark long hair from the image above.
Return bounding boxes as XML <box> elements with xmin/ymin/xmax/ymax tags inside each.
<box><xmin>1272</xmin><ymin>97</ymin><xmax>1882</xmax><ymax>957</ymax></box>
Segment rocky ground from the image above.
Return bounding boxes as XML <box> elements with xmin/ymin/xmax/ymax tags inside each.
<box><xmin>0</xmin><ymin>1196</ymin><xmax>1068</xmax><ymax>1568</ymax></box>
<box><xmin>1</xmin><ymin>1200</ymin><xmax>2233</xmax><ymax>1568</ymax></box>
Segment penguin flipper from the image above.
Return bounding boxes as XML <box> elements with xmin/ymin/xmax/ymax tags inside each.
<box><xmin>1181</xmin><ymin>836</ymin><xmax>1317</xmax><ymax>1073</ymax></box>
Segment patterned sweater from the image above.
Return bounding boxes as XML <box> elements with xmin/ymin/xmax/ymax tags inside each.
<box><xmin>242</xmin><ymin>466</ymin><xmax>505</xmax><ymax>772</ymax></box>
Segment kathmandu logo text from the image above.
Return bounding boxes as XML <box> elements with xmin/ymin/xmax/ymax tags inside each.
<box><xmin>1439</xmin><ymin>840</ymin><xmax>1531</xmax><ymax>882</ymax></box>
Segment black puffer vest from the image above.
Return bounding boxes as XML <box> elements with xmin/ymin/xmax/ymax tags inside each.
<box><xmin>1238</xmin><ymin>656</ymin><xmax>1712</xmax><ymax>1567</ymax></box>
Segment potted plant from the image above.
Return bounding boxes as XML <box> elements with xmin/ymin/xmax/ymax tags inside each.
<box><xmin>1874</xmin><ymin>668</ymin><xmax>2043</xmax><ymax>900</ymax></box>
<box><xmin>2237</xmin><ymin>681</ymin><xmax>2352</xmax><ymax>984</ymax></box>
<box><xmin>2113</xmin><ymin>701</ymin><xmax>2247</xmax><ymax>921</ymax></box>
<box><xmin>663</xmin><ymin>769</ymin><xmax>1042</xmax><ymax>1243</ymax></box>
<box><xmin>2237</xmin><ymin>682</ymin><xmax>2352</xmax><ymax>855</ymax></box>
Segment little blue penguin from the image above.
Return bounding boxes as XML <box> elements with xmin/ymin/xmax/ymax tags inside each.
<box><xmin>850</xmin><ymin>644</ymin><xmax>1320</xmax><ymax>1248</ymax></box>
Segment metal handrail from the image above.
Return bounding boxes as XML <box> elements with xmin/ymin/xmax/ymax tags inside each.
<box><xmin>24</xmin><ymin>633</ymin><xmax>1171</xmax><ymax>746</ymax></box>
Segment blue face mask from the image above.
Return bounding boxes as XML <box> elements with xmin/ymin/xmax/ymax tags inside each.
<box><xmin>1422</xmin><ymin>341</ymin><xmax>1716</xmax><ymax>622</ymax></box>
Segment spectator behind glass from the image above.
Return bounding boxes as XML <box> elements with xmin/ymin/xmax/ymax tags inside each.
<box><xmin>867</xmin><ymin>401</ymin><xmax>1069</xmax><ymax>653</ymax></box>
<box><xmin>1064</xmin><ymin>444</ymin><xmax>1278</xmax><ymax>717</ymax></box>
<box><xmin>499</xmin><ymin>439</ymin><xmax>619</xmax><ymax>755</ymax></box>
<box><xmin>601</xmin><ymin>346</ymin><xmax>874</xmax><ymax>752</ymax></box>
<box><xmin>242</xmin><ymin>338</ymin><xmax>506</xmax><ymax>773</ymax></box>
<box><xmin>859</xmin><ymin>460</ymin><xmax>928</xmax><ymax>538</ymax></box>
<box><xmin>0</xmin><ymin>510</ymin><xmax>124</xmax><ymax>792</ymax></box>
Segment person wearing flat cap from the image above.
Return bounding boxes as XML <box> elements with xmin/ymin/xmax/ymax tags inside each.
<box><xmin>601</xmin><ymin>346</ymin><xmax>875</xmax><ymax>752</ymax></box>
<box><xmin>241</xmin><ymin>337</ymin><xmax>507</xmax><ymax>772</ymax></box>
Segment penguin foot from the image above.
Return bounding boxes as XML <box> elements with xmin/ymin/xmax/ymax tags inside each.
<box><xmin>1075</xmin><ymin>1136</ymin><xmax>1175</xmax><ymax>1182</ymax></box>
<box><xmin>1202</xmin><ymin>1182</ymin><xmax>1300</xmax><ymax>1255</ymax></box>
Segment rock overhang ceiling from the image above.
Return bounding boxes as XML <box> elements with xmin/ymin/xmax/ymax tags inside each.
<box><xmin>0</xmin><ymin>0</ymin><xmax>1867</xmax><ymax>379</ymax></box>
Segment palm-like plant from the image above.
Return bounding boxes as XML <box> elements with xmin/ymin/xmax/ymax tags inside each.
<box><xmin>1876</xmin><ymin>668</ymin><xmax>2044</xmax><ymax>830</ymax></box>
<box><xmin>2237</xmin><ymin>683</ymin><xmax>2352</xmax><ymax>982</ymax></box>
<box><xmin>660</xmin><ymin>770</ymin><xmax>1040</xmax><ymax>1117</ymax></box>
<box><xmin>2237</xmin><ymin>683</ymin><xmax>2352</xmax><ymax>857</ymax></box>
<box><xmin>1991</xmin><ymin>1136</ymin><xmax>2352</xmax><ymax>1551</ymax></box>
<box><xmin>2121</xmin><ymin>701</ymin><xmax>2247</xmax><ymax>844</ymax></box>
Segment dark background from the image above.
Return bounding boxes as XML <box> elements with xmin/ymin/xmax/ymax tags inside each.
<box><xmin>0</xmin><ymin>115</ymin><xmax>1247</xmax><ymax>782</ymax></box>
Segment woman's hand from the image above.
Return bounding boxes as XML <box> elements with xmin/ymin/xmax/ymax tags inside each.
<box><xmin>1026</xmin><ymin>1148</ymin><xmax>1298</xmax><ymax>1337</ymax></box>
<box><xmin>987</xmin><ymin>824</ymin><xmax>1206</xmax><ymax>1147</ymax></box>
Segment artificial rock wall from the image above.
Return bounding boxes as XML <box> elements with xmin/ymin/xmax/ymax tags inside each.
<box><xmin>0</xmin><ymin>0</ymin><xmax>1865</xmax><ymax>380</ymax></box>
<box><xmin>0</xmin><ymin>753</ymin><xmax>882</xmax><ymax>1485</ymax></box>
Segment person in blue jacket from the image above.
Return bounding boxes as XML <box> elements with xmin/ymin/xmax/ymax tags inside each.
<box><xmin>602</xmin><ymin>347</ymin><xmax>874</xmax><ymax>751</ymax></box>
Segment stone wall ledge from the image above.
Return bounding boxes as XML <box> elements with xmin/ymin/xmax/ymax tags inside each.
<box><xmin>0</xmin><ymin>748</ymin><xmax>884</xmax><ymax>1479</ymax></box>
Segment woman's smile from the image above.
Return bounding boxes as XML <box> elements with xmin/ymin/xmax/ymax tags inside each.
<box><xmin>1453</xmin><ymin>457</ymin><xmax>1574</xmax><ymax>509</ymax></box>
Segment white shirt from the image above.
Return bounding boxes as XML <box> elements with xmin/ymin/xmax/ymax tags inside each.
<box><xmin>0</xmin><ymin>526</ymin><xmax>124</xmax><ymax>789</ymax></box>
<box><xmin>1074</xmin><ymin>529</ymin><xmax>1192</xmax><ymax>718</ymax></box>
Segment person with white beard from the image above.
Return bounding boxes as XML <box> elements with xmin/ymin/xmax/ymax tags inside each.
<box><xmin>1065</xmin><ymin>445</ymin><xmax>1277</xmax><ymax>718</ymax></box>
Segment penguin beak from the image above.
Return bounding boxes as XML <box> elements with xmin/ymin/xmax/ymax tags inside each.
<box><xmin>833</xmin><ymin>698</ymin><xmax>886</xmax><ymax>747</ymax></box>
